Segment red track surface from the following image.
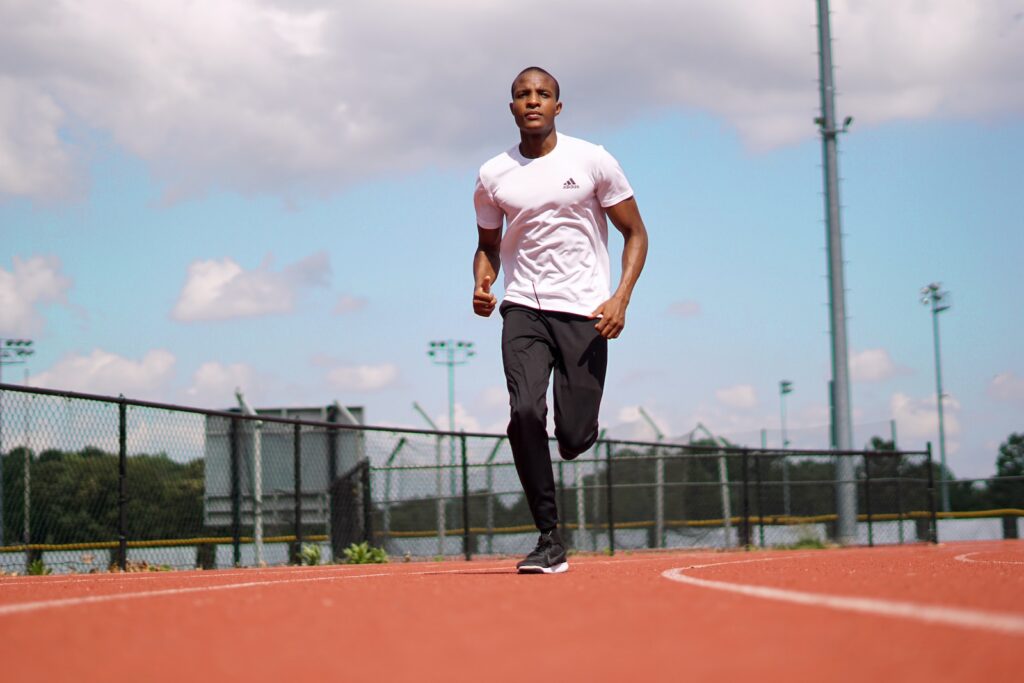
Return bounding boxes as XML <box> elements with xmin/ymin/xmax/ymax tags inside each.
<box><xmin>1</xmin><ymin>540</ymin><xmax>1021</xmax><ymax>682</ymax></box>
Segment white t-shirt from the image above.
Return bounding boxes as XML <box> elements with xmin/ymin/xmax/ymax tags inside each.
<box><xmin>474</xmin><ymin>132</ymin><xmax>634</xmax><ymax>317</ymax></box>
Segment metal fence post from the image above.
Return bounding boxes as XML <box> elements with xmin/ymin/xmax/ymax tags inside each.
<box><xmin>895</xmin><ymin>452</ymin><xmax>905</xmax><ymax>545</ymax></box>
<box><xmin>605</xmin><ymin>441</ymin><xmax>615</xmax><ymax>555</ymax></box>
<box><xmin>557</xmin><ymin>460</ymin><xmax>566</xmax><ymax>542</ymax></box>
<box><xmin>461</xmin><ymin>434</ymin><xmax>470</xmax><ymax>561</ymax></box>
<box><xmin>576</xmin><ymin>458</ymin><xmax>587</xmax><ymax>551</ymax></box>
<box><xmin>718</xmin><ymin>450</ymin><xmax>733</xmax><ymax>548</ymax></box>
<box><xmin>654</xmin><ymin>447</ymin><xmax>664</xmax><ymax>549</ymax></box>
<box><xmin>292</xmin><ymin>423</ymin><xmax>302</xmax><ymax>564</ymax></box>
<box><xmin>230</xmin><ymin>416</ymin><xmax>241</xmax><ymax>566</ymax></box>
<box><xmin>741</xmin><ymin>449</ymin><xmax>751</xmax><ymax>549</ymax></box>
<box><xmin>485</xmin><ymin>465</ymin><xmax>494</xmax><ymax>555</ymax></box>
<box><xmin>926</xmin><ymin>442</ymin><xmax>939</xmax><ymax>544</ymax></box>
<box><xmin>435</xmin><ymin>434</ymin><xmax>445</xmax><ymax>557</ymax></box>
<box><xmin>327</xmin><ymin>405</ymin><xmax>339</xmax><ymax>483</ymax></box>
<box><xmin>117</xmin><ymin>397</ymin><xmax>127</xmax><ymax>572</ymax></box>
<box><xmin>361</xmin><ymin>460</ymin><xmax>373</xmax><ymax>545</ymax></box>
<box><xmin>755</xmin><ymin>451</ymin><xmax>765</xmax><ymax>547</ymax></box>
<box><xmin>864</xmin><ymin>453</ymin><xmax>873</xmax><ymax>547</ymax></box>
<box><xmin>0</xmin><ymin>387</ymin><xmax>5</xmax><ymax>548</ymax></box>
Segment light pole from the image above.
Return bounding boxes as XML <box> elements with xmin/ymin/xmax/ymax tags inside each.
<box><xmin>427</xmin><ymin>340</ymin><xmax>475</xmax><ymax>507</ymax></box>
<box><xmin>0</xmin><ymin>338</ymin><xmax>35</xmax><ymax>547</ymax></box>
<box><xmin>413</xmin><ymin>401</ymin><xmax>446</xmax><ymax>556</ymax></box>
<box><xmin>637</xmin><ymin>407</ymin><xmax>665</xmax><ymax>548</ymax></box>
<box><xmin>921</xmin><ymin>283</ymin><xmax>951</xmax><ymax>512</ymax></box>
<box><xmin>815</xmin><ymin>0</ymin><xmax>857</xmax><ymax>544</ymax></box>
<box><xmin>779</xmin><ymin>380</ymin><xmax>793</xmax><ymax>516</ymax></box>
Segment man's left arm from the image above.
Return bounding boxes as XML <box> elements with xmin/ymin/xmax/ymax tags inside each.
<box><xmin>591</xmin><ymin>196</ymin><xmax>649</xmax><ymax>339</ymax></box>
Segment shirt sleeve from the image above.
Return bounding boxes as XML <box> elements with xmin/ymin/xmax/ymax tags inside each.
<box><xmin>474</xmin><ymin>174</ymin><xmax>504</xmax><ymax>230</ymax></box>
<box><xmin>593</xmin><ymin>146</ymin><xmax>634</xmax><ymax>208</ymax></box>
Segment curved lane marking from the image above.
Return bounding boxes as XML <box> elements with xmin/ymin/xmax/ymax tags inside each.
<box><xmin>954</xmin><ymin>552</ymin><xmax>1024</xmax><ymax>566</ymax></box>
<box><xmin>662</xmin><ymin>558</ymin><xmax>1024</xmax><ymax>637</ymax></box>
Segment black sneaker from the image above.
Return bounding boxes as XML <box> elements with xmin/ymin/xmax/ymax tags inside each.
<box><xmin>516</xmin><ymin>529</ymin><xmax>569</xmax><ymax>574</ymax></box>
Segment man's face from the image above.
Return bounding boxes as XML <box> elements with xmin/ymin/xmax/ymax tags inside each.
<box><xmin>509</xmin><ymin>71</ymin><xmax>561</xmax><ymax>133</ymax></box>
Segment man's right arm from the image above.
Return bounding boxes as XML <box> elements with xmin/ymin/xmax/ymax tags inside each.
<box><xmin>473</xmin><ymin>227</ymin><xmax>501</xmax><ymax>317</ymax></box>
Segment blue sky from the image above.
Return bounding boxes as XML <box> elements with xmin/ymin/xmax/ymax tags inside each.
<box><xmin>2</xmin><ymin>2</ymin><xmax>1022</xmax><ymax>478</ymax></box>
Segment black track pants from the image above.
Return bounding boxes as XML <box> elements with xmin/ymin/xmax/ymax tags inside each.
<box><xmin>500</xmin><ymin>302</ymin><xmax>608</xmax><ymax>532</ymax></box>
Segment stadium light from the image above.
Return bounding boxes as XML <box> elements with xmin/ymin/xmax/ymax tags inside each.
<box><xmin>921</xmin><ymin>283</ymin><xmax>952</xmax><ymax>512</ymax></box>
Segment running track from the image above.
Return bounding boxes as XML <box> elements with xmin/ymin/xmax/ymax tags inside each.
<box><xmin>1</xmin><ymin>540</ymin><xmax>1020</xmax><ymax>682</ymax></box>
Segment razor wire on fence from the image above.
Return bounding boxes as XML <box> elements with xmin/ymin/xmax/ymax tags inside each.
<box><xmin>1</xmin><ymin>383</ymin><xmax>1021</xmax><ymax>574</ymax></box>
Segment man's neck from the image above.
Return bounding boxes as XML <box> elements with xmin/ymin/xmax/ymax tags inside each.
<box><xmin>518</xmin><ymin>129</ymin><xmax>558</xmax><ymax>159</ymax></box>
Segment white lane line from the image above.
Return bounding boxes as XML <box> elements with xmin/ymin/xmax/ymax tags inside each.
<box><xmin>0</xmin><ymin>551</ymin><xmax>716</xmax><ymax>587</ymax></box>
<box><xmin>0</xmin><ymin>564</ymin><xmax>376</xmax><ymax>587</ymax></box>
<box><xmin>0</xmin><ymin>551</ymin><xmax>720</xmax><ymax>616</ymax></box>
<box><xmin>0</xmin><ymin>560</ymin><xmax>479</xmax><ymax>587</ymax></box>
<box><xmin>662</xmin><ymin>560</ymin><xmax>1024</xmax><ymax>636</ymax></box>
<box><xmin>0</xmin><ymin>565</ymin><xmax>515</xmax><ymax>617</ymax></box>
<box><xmin>954</xmin><ymin>552</ymin><xmax>1024</xmax><ymax>566</ymax></box>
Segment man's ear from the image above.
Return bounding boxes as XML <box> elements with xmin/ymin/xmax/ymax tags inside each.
<box><xmin>555</xmin><ymin>101</ymin><xmax>562</xmax><ymax>117</ymax></box>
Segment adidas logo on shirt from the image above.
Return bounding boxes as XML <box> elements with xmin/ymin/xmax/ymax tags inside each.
<box><xmin>562</xmin><ymin>178</ymin><xmax>579</xmax><ymax>189</ymax></box>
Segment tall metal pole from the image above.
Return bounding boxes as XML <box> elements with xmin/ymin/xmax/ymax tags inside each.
<box><xmin>816</xmin><ymin>0</ymin><xmax>857</xmax><ymax>544</ymax></box>
<box><xmin>413</xmin><ymin>400</ymin><xmax>446</xmax><ymax>556</ymax></box>
<box><xmin>0</xmin><ymin>358</ymin><xmax>4</xmax><ymax>548</ymax></box>
<box><xmin>235</xmin><ymin>390</ymin><xmax>264</xmax><ymax>566</ymax></box>
<box><xmin>638</xmin><ymin>407</ymin><xmax>665</xmax><ymax>548</ymax></box>
<box><xmin>779</xmin><ymin>381</ymin><xmax>792</xmax><ymax>517</ymax></box>
<box><xmin>921</xmin><ymin>283</ymin><xmax>951</xmax><ymax>512</ymax></box>
<box><xmin>447</xmin><ymin>348</ymin><xmax>456</xmax><ymax>497</ymax></box>
<box><xmin>428</xmin><ymin>340</ymin><xmax>475</xmax><ymax>506</ymax></box>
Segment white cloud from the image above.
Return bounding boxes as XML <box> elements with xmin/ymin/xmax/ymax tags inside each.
<box><xmin>0</xmin><ymin>79</ymin><xmax>81</xmax><ymax>200</ymax></box>
<box><xmin>185</xmin><ymin>361</ymin><xmax>259</xmax><ymax>407</ymax></box>
<box><xmin>715</xmin><ymin>384</ymin><xmax>758</xmax><ymax>410</ymax></box>
<box><xmin>172</xmin><ymin>251</ymin><xmax>329</xmax><ymax>321</ymax></box>
<box><xmin>327</xmin><ymin>363</ymin><xmax>399</xmax><ymax>392</ymax></box>
<box><xmin>988</xmin><ymin>372</ymin><xmax>1024</xmax><ymax>402</ymax></box>
<box><xmin>333</xmin><ymin>294</ymin><xmax>366</xmax><ymax>315</ymax></box>
<box><xmin>850</xmin><ymin>348</ymin><xmax>907</xmax><ymax>382</ymax></box>
<box><xmin>29</xmin><ymin>349</ymin><xmax>175</xmax><ymax>399</ymax></box>
<box><xmin>432</xmin><ymin>403</ymin><xmax>482</xmax><ymax>433</ymax></box>
<box><xmin>481</xmin><ymin>385</ymin><xmax>509</xmax><ymax>409</ymax></box>
<box><xmin>890</xmin><ymin>392</ymin><xmax>961</xmax><ymax>446</ymax></box>
<box><xmin>668</xmin><ymin>300</ymin><xmax>701</xmax><ymax>318</ymax></box>
<box><xmin>2</xmin><ymin>1</ymin><xmax>1020</xmax><ymax>200</ymax></box>
<box><xmin>615</xmin><ymin>405</ymin><xmax>672</xmax><ymax>441</ymax></box>
<box><xmin>0</xmin><ymin>256</ymin><xmax>72</xmax><ymax>335</ymax></box>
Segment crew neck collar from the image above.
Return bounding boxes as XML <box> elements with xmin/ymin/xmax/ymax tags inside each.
<box><xmin>515</xmin><ymin>132</ymin><xmax>560</xmax><ymax>161</ymax></box>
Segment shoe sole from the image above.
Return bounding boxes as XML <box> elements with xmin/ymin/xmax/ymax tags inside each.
<box><xmin>517</xmin><ymin>561</ymin><xmax>569</xmax><ymax>574</ymax></box>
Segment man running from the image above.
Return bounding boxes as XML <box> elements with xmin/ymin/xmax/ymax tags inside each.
<box><xmin>472</xmin><ymin>66</ymin><xmax>649</xmax><ymax>573</ymax></box>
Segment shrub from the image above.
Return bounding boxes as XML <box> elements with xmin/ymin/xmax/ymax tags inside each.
<box><xmin>299</xmin><ymin>543</ymin><xmax>322</xmax><ymax>566</ymax></box>
<box><xmin>27</xmin><ymin>559</ymin><xmax>52</xmax><ymax>576</ymax></box>
<box><xmin>342</xmin><ymin>542</ymin><xmax>388</xmax><ymax>564</ymax></box>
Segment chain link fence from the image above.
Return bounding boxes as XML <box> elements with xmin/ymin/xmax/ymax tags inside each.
<box><xmin>1</xmin><ymin>383</ymin><xmax>1021</xmax><ymax>574</ymax></box>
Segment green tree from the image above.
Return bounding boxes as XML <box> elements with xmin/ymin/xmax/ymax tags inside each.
<box><xmin>3</xmin><ymin>446</ymin><xmax>208</xmax><ymax>546</ymax></box>
<box><xmin>990</xmin><ymin>433</ymin><xmax>1024</xmax><ymax>510</ymax></box>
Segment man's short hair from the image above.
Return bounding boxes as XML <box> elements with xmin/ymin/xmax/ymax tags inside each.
<box><xmin>511</xmin><ymin>67</ymin><xmax>560</xmax><ymax>101</ymax></box>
